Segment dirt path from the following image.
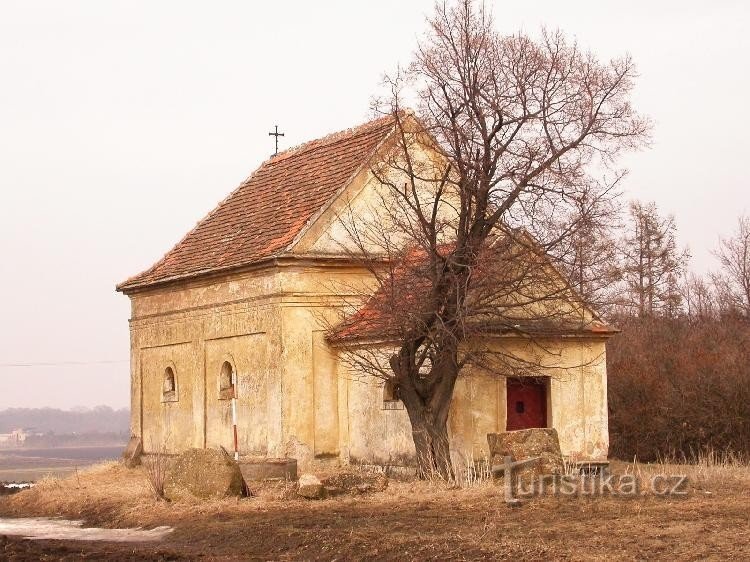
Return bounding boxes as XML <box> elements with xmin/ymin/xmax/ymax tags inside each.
<box><xmin>2</xmin><ymin>489</ymin><xmax>749</xmax><ymax>561</ymax></box>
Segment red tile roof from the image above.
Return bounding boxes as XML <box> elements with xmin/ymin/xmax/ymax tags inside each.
<box><xmin>330</xmin><ymin>244</ymin><xmax>618</xmax><ymax>343</ymax></box>
<box><xmin>117</xmin><ymin>115</ymin><xmax>397</xmax><ymax>291</ymax></box>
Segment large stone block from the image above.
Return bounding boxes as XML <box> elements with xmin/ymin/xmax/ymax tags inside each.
<box><xmin>164</xmin><ymin>448</ymin><xmax>244</xmax><ymax>500</ymax></box>
<box><xmin>321</xmin><ymin>471</ymin><xmax>388</xmax><ymax>496</ymax></box>
<box><xmin>297</xmin><ymin>474</ymin><xmax>326</xmax><ymax>499</ymax></box>
<box><xmin>240</xmin><ymin>458</ymin><xmax>297</xmax><ymax>481</ymax></box>
<box><xmin>487</xmin><ymin>428</ymin><xmax>564</xmax><ymax>477</ymax></box>
<box><xmin>122</xmin><ymin>436</ymin><xmax>143</xmax><ymax>468</ymax></box>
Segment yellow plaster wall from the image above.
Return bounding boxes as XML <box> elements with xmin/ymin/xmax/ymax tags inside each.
<box><xmin>339</xmin><ymin>338</ymin><xmax>609</xmax><ymax>465</ymax></box>
<box><xmin>312</xmin><ymin>330</ymin><xmax>339</xmax><ymax>457</ymax></box>
<box><xmin>293</xmin><ymin>142</ymin><xmax>458</xmax><ymax>258</ymax></box>
<box><xmin>127</xmin><ymin>262</ymin><xmax>374</xmax><ymax>467</ymax></box>
<box><xmin>140</xmin><ymin>342</ymin><xmax>199</xmax><ymax>452</ymax></box>
<box><xmin>204</xmin><ymin>333</ymin><xmax>271</xmax><ymax>455</ymax></box>
<box><xmin>127</xmin><ymin>269</ymin><xmax>284</xmax><ymax>456</ymax></box>
<box><xmin>127</xmin><ymin>263</ymin><xmax>609</xmax><ymax>465</ymax></box>
<box><xmin>345</xmin><ymin>376</ymin><xmax>416</xmax><ymax>466</ymax></box>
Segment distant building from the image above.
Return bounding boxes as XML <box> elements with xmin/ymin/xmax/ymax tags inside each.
<box><xmin>0</xmin><ymin>428</ymin><xmax>32</xmax><ymax>447</ymax></box>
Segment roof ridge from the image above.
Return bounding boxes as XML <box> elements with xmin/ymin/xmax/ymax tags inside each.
<box><xmin>265</xmin><ymin>113</ymin><xmax>396</xmax><ymax>166</ymax></box>
<box><xmin>282</xmin><ymin>117</ymin><xmax>401</xmax><ymax>254</ymax></box>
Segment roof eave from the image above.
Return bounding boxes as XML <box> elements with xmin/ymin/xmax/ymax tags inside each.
<box><xmin>329</xmin><ymin>326</ymin><xmax>620</xmax><ymax>346</ymax></box>
<box><xmin>116</xmin><ymin>253</ymin><xmax>377</xmax><ymax>295</ymax></box>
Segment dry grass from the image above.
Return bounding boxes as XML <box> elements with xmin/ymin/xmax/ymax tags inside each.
<box><xmin>0</xmin><ymin>461</ymin><xmax>154</xmax><ymax>527</ymax></box>
<box><xmin>1</xmin><ymin>457</ymin><xmax>749</xmax><ymax>560</ymax></box>
<box><xmin>617</xmin><ymin>449</ymin><xmax>750</xmax><ymax>491</ymax></box>
<box><xmin>3</xmin><ymin>455</ymin><xmax>749</xmax><ymax>527</ymax></box>
<box><xmin>0</xmin><ymin>461</ymin><xmax>324</xmax><ymax>528</ymax></box>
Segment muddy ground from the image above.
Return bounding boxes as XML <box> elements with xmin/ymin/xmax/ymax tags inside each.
<box><xmin>0</xmin><ymin>462</ymin><xmax>748</xmax><ymax>561</ymax></box>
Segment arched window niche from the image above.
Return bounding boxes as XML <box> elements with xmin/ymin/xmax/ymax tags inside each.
<box><xmin>382</xmin><ymin>379</ymin><xmax>404</xmax><ymax>410</ymax></box>
<box><xmin>218</xmin><ymin>359</ymin><xmax>236</xmax><ymax>400</ymax></box>
<box><xmin>162</xmin><ymin>365</ymin><xmax>178</xmax><ymax>403</ymax></box>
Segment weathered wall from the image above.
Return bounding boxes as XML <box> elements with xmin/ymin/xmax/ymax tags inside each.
<box><xmin>203</xmin><ymin>331</ymin><xmax>272</xmax><ymax>455</ymax></box>
<box><xmin>274</xmin><ymin>265</ymin><xmax>373</xmax><ymax>469</ymax></box>
<box><xmin>127</xmin><ymin>261</ymin><xmax>374</xmax><ymax>465</ymax></box>
<box><xmin>339</xmin><ymin>337</ymin><xmax>609</xmax><ymax>466</ymax></box>
<box><xmin>127</xmin><ymin>261</ymin><xmax>608</xmax><ymax>465</ymax></box>
<box><xmin>140</xmin><ymin>342</ymin><xmax>199</xmax><ymax>452</ymax></box>
<box><xmin>293</xmin><ymin>140</ymin><xmax>458</xmax><ymax>258</ymax></box>
<box><xmin>345</xmin><ymin>375</ymin><xmax>416</xmax><ymax>466</ymax></box>
<box><xmin>127</xmin><ymin>269</ymin><xmax>283</xmax><ymax>456</ymax></box>
<box><xmin>549</xmin><ymin>340</ymin><xmax>609</xmax><ymax>461</ymax></box>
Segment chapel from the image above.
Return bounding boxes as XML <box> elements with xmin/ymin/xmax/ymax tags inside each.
<box><xmin>117</xmin><ymin>114</ymin><xmax>613</xmax><ymax>470</ymax></box>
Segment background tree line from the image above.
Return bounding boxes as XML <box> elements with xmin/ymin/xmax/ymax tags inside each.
<box><xmin>0</xmin><ymin>406</ymin><xmax>129</xmax><ymax>435</ymax></box>
<box><xmin>559</xmin><ymin>200</ymin><xmax>750</xmax><ymax>461</ymax></box>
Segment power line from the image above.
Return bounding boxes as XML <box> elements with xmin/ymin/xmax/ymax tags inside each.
<box><xmin>0</xmin><ymin>360</ymin><xmax>129</xmax><ymax>368</ymax></box>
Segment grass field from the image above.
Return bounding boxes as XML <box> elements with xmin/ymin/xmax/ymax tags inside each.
<box><xmin>1</xmin><ymin>457</ymin><xmax>748</xmax><ymax>560</ymax></box>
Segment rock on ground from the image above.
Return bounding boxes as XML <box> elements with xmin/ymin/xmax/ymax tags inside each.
<box><xmin>487</xmin><ymin>428</ymin><xmax>564</xmax><ymax>478</ymax></box>
<box><xmin>164</xmin><ymin>448</ymin><xmax>244</xmax><ymax>501</ymax></box>
<box><xmin>297</xmin><ymin>474</ymin><xmax>325</xmax><ymax>499</ymax></box>
<box><xmin>321</xmin><ymin>471</ymin><xmax>388</xmax><ymax>496</ymax></box>
<box><xmin>122</xmin><ymin>436</ymin><xmax>143</xmax><ymax>469</ymax></box>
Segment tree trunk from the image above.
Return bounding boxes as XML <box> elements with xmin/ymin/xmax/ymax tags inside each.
<box><xmin>405</xmin><ymin>405</ymin><xmax>454</xmax><ymax>480</ymax></box>
<box><xmin>391</xmin><ymin>349</ymin><xmax>459</xmax><ymax>480</ymax></box>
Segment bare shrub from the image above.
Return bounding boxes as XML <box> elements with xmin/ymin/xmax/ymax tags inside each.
<box><xmin>608</xmin><ymin>316</ymin><xmax>750</xmax><ymax>461</ymax></box>
<box><xmin>143</xmin><ymin>440</ymin><xmax>171</xmax><ymax>501</ymax></box>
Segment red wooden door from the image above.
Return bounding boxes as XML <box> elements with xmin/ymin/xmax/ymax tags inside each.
<box><xmin>506</xmin><ymin>378</ymin><xmax>547</xmax><ymax>431</ymax></box>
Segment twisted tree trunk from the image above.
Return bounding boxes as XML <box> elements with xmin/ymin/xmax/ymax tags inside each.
<box><xmin>391</xmin><ymin>347</ymin><xmax>459</xmax><ymax>480</ymax></box>
<box><xmin>406</xmin><ymin>408</ymin><xmax>453</xmax><ymax>479</ymax></box>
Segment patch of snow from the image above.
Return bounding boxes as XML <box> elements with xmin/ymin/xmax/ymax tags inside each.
<box><xmin>0</xmin><ymin>518</ymin><xmax>173</xmax><ymax>542</ymax></box>
<box><xmin>3</xmin><ymin>483</ymin><xmax>33</xmax><ymax>489</ymax></box>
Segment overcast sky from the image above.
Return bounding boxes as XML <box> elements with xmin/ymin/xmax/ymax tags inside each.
<box><xmin>0</xmin><ymin>0</ymin><xmax>747</xmax><ymax>410</ymax></box>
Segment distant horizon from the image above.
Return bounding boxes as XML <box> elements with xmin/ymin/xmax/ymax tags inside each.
<box><xmin>0</xmin><ymin>405</ymin><xmax>129</xmax><ymax>413</ymax></box>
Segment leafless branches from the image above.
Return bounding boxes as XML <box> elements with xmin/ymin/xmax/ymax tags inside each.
<box><xmin>618</xmin><ymin>201</ymin><xmax>689</xmax><ymax>317</ymax></box>
<box><xmin>328</xmin><ymin>0</ymin><xmax>648</xmax><ymax>478</ymax></box>
<box><xmin>143</xmin><ymin>437</ymin><xmax>170</xmax><ymax>501</ymax></box>
<box><xmin>713</xmin><ymin>215</ymin><xmax>750</xmax><ymax>318</ymax></box>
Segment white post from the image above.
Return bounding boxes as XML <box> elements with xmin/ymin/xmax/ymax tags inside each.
<box><xmin>231</xmin><ymin>369</ymin><xmax>239</xmax><ymax>461</ymax></box>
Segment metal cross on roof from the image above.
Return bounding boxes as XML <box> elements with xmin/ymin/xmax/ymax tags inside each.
<box><xmin>268</xmin><ymin>125</ymin><xmax>285</xmax><ymax>156</ymax></box>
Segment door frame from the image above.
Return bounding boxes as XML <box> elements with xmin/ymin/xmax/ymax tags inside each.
<box><xmin>505</xmin><ymin>376</ymin><xmax>551</xmax><ymax>430</ymax></box>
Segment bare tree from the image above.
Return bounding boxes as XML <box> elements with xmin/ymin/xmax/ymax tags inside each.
<box><xmin>713</xmin><ymin>215</ymin><xmax>750</xmax><ymax>318</ymax></box>
<box><xmin>330</xmin><ymin>0</ymin><xmax>648</xmax><ymax>478</ymax></box>
<box><xmin>680</xmin><ymin>272</ymin><xmax>716</xmax><ymax>320</ymax></box>
<box><xmin>551</xmin><ymin>185</ymin><xmax>623</xmax><ymax>315</ymax></box>
<box><xmin>620</xmin><ymin>201</ymin><xmax>687</xmax><ymax>317</ymax></box>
